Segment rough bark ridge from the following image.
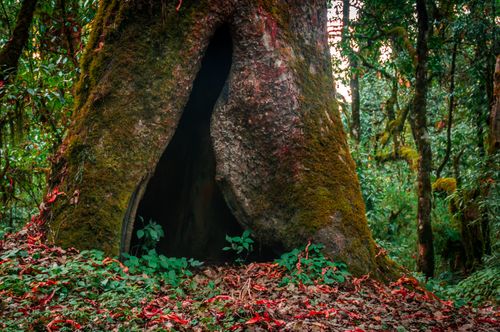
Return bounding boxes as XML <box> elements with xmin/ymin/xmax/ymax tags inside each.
<box><xmin>490</xmin><ymin>55</ymin><xmax>500</xmax><ymax>153</ymax></box>
<box><xmin>413</xmin><ymin>0</ymin><xmax>434</xmax><ymax>278</ymax></box>
<box><xmin>45</xmin><ymin>0</ymin><xmax>393</xmax><ymax>277</ymax></box>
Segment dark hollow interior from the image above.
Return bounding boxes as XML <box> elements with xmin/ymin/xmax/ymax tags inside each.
<box><xmin>131</xmin><ymin>25</ymin><xmax>268</xmax><ymax>263</ymax></box>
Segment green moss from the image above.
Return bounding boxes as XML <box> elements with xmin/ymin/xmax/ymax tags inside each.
<box><xmin>385</xmin><ymin>27</ymin><xmax>416</xmax><ymax>64</ymax></box>
<box><xmin>268</xmin><ymin>40</ymin><xmax>379</xmax><ymax>275</ymax></box>
<box><xmin>75</xmin><ymin>0</ymin><xmax>125</xmax><ymax>109</ymax></box>
<box><xmin>432</xmin><ymin>177</ymin><xmax>457</xmax><ymax>193</ymax></box>
<box><xmin>48</xmin><ymin>1</ymin><xmax>211</xmax><ymax>255</ymax></box>
<box><xmin>380</xmin><ymin>132</ymin><xmax>391</xmax><ymax>146</ymax></box>
<box><xmin>400</xmin><ymin>146</ymin><xmax>419</xmax><ymax>169</ymax></box>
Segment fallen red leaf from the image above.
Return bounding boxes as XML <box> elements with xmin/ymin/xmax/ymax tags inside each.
<box><xmin>160</xmin><ymin>313</ymin><xmax>189</xmax><ymax>325</ymax></box>
<box><xmin>47</xmin><ymin>318</ymin><xmax>81</xmax><ymax>331</ymax></box>
<box><xmin>252</xmin><ymin>283</ymin><xmax>267</xmax><ymax>291</ymax></box>
<box><xmin>205</xmin><ymin>295</ymin><xmax>233</xmax><ymax>303</ymax></box>
<box><xmin>246</xmin><ymin>313</ymin><xmax>268</xmax><ymax>324</ymax></box>
<box><xmin>141</xmin><ymin>306</ymin><xmax>163</xmax><ymax>319</ymax></box>
<box><xmin>295</xmin><ymin>308</ymin><xmax>337</xmax><ymax>319</ymax></box>
<box><xmin>40</xmin><ymin>289</ymin><xmax>56</xmax><ymax>306</ymax></box>
<box><xmin>476</xmin><ymin>317</ymin><xmax>498</xmax><ymax>324</ymax></box>
<box><xmin>45</xmin><ymin>187</ymin><xmax>65</xmax><ymax>204</ymax></box>
<box><xmin>0</xmin><ymin>258</ymin><xmax>10</xmax><ymax>265</ymax></box>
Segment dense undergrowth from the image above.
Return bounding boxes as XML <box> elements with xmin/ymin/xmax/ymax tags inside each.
<box><xmin>1</xmin><ymin>219</ymin><xmax>498</xmax><ymax>331</ymax></box>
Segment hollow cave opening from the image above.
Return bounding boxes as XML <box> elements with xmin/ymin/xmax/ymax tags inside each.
<box><xmin>129</xmin><ymin>25</ymin><xmax>272</xmax><ymax>263</ymax></box>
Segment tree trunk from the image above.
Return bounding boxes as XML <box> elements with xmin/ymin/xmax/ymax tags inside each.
<box><xmin>341</xmin><ymin>0</ymin><xmax>360</xmax><ymax>142</ymax></box>
<box><xmin>436</xmin><ymin>37</ymin><xmax>458</xmax><ymax>179</ymax></box>
<box><xmin>43</xmin><ymin>0</ymin><xmax>395</xmax><ymax>278</ymax></box>
<box><xmin>450</xmin><ymin>188</ymin><xmax>488</xmax><ymax>272</ymax></box>
<box><xmin>0</xmin><ymin>0</ymin><xmax>38</xmax><ymax>83</ymax></box>
<box><xmin>413</xmin><ymin>0</ymin><xmax>434</xmax><ymax>278</ymax></box>
<box><xmin>490</xmin><ymin>55</ymin><xmax>500</xmax><ymax>153</ymax></box>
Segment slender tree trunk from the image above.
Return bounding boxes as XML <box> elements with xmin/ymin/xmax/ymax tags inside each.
<box><xmin>342</xmin><ymin>0</ymin><xmax>361</xmax><ymax>142</ymax></box>
<box><xmin>0</xmin><ymin>0</ymin><xmax>38</xmax><ymax>83</ymax></box>
<box><xmin>489</xmin><ymin>56</ymin><xmax>500</xmax><ymax>152</ymax></box>
<box><xmin>350</xmin><ymin>61</ymin><xmax>361</xmax><ymax>141</ymax></box>
<box><xmin>413</xmin><ymin>0</ymin><xmax>434</xmax><ymax>278</ymax></box>
<box><xmin>436</xmin><ymin>37</ymin><xmax>458</xmax><ymax>178</ymax></box>
<box><xmin>56</xmin><ymin>0</ymin><xmax>79</xmax><ymax>67</ymax></box>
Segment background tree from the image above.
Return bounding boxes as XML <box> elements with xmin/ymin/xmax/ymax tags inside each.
<box><xmin>411</xmin><ymin>0</ymin><xmax>434</xmax><ymax>278</ymax></box>
<box><xmin>340</xmin><ymin>0</ymin><xmax>360</xmax><ymax>143</ymax></box>
<box><xmin>0</xmin><ymin>0</ymin><xmax>97</xmax><ymax>230</ymax></box>
<box><xmin>0</xmin><ymin>0</ymin><xmax>38</xmax><ymax>83</ymax></box>
<box><xmin>330</xmin><ymin>0</ymin><xmax>497</xmax><ymax>278</ymax></box>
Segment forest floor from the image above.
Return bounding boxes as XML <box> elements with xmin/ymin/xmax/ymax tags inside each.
<box><xmin>0</xmin><ymin>221</ymin><xmax>499</xmax><ymax>332</ymax></box>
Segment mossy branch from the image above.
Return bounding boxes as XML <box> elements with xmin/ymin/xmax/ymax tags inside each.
<box><xmin>385</xmin><ymin>27</ymin><xmax>417</xmax><ymax>65</ymax></box>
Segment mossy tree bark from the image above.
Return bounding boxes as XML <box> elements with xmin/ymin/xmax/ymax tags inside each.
<box><xmin>412</xmin><ymin>0</ymin><xmax>434</xmax><ymax>278</ymax></box>
<box><xmin>45</xmin><ymin>0</ymin><xmax>395</xmax><ymax>278</ymax></box>
<box><xmin>450</xmin><ymin>189</ymin><xmax>490</xmax><ymax>273</ymax></box>
<box><xmin>490</xmin><ymin>55</ymin><xmax>500</xmax><ymax>153</ymax></box>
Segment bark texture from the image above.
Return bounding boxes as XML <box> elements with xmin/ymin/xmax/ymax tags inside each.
<box><xmin>413</xmin><ymin>0</ymin><xmax>434</xmax><ymax>278</ymax></box>
<box><xmin>490</xmin><ymin>55</ymin><xmax>500</xmax><ymax>153</ymax></box>
<box><xmin>450</xmin><ymin>189</ymin><xmax>490</xmax><ymax>272</ymax></box>
<box><xmin>45</xmin><ymin>0</ymin><xmax>394</xmax><ymax>277</ymax></box>
<box><xmin>436</xmin><ymin>37</ymin><xmax>458</xmax><ymax>179</ymax></box>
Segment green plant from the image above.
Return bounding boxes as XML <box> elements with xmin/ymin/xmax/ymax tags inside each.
<box><xmin>276</xmin><ymin>242</ymin><xmax>349</xmax><ymax>286</ymax></box>
<box><xmin>223</xmin><ymin>230</ymin><xmax>254</xmax><ymax>264</ymax></box>
<box><xmin>122</xmin><ymin>219</ymin><xmax>202</xmax><ymax>286</ymax></box>
<box><xmin>123</xmin><ymin>249</ymin><xmax>203</xmax><ymax>287</ymax></box>
<box><xmin>0</xmin><ymin>0</ymin><xmax>98</xmax><ymax>233</ymax></box>
<box><xmin>133</xmin><ymin>216</ymin><xmax>164</xmax><ymax>255</ymax></box>
<box><xmin>446</xmin><ymin>267</ymin><xmax>500</xmax><ymax>306</ymax></box>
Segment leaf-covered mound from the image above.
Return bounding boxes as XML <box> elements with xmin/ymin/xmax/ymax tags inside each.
<box><xmin>0</xmin><ymin>222</ymin><xmax>498</xmax><ymax>331</ymax></box>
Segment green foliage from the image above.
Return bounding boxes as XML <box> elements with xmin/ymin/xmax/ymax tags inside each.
<box><xmin>330</xmin><ymin>0</ymin><xmax>497</xmax><ymax>285</ymax></box>
<box><xmin>133</xmin><ymin>216</ymin><xmax>164</xmax><ymax>255</ymax></box>
<box><xmin>0</xmin><ymin>247</ymin><xmax>158</xmax><ymax>330</ymax></box>
<box><xmin>222</xmin><ymin>230</ymin><xmax>254</xmax><ymax>264</ymax></box>
<box><xmin>122</xmin><ymin>218</ymin><xmax>202</xmax><ymax>286</ymax></box>
<box><xmin>0</xmin><ymin>0</ymin><xmax>98</xmax><ymax>232</ymax></box>
<box><xmin>447</xmin><ymin>267</ymin><xmax>500</xmax><ymax>306</ymax></box>
<box><xmin>355</xmin><ymin>153</ymin><xmax>418</xmax><ymax>269</ymax></box>
<box><xmin>276</xmin><ymin>243</ymin><xmax>349</xmax><ymax>286</ymax></box>
<box><xmin>122</xmin><ymin>250</ymin><xmax>203</xmax><ymax>287</ymax></box>
<box><xmin>416</xmin><ymin>265</ymin><xmax>500</xmax><ymax>307</ymax></box>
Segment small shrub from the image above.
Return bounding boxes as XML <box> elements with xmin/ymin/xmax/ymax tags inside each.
<box><xmin>122</xmin><ymin>219</ymin><xmax>202</xmax><ymax>286</ymax></box>
<box><xmin>133</xmin><ymin>216</ymin><xmax>164</xmax><ymax>255</ymax></box>
<box><xmin>123</xmin><ymin>250</ymin><xmax>203</xmax><ymax>287</ymax></box>
<box><xmin>276</xmin><ymin>242</ymin><xmax>349</xmax><ymax>286</ymax></box>
<box><xmin>223</xmin><ymin>230</ymin><xmax>254</xmax><ymax>264</ymax></box>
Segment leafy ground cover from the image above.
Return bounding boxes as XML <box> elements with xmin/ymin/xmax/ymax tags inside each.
<box><xmin>1</xmin><ymin>215</ymin><xmax>498</xmax><ymax>331</ymax></box>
